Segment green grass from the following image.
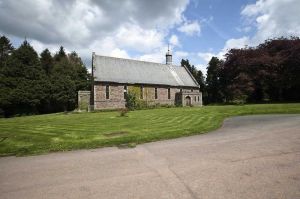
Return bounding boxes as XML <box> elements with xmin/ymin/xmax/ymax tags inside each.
<box><xmin>0</xmin><ymin>103</ymin><xmax>300</xmax><ymax>156</ymax></box>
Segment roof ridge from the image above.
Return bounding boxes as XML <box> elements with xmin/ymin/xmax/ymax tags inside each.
<box><xmin>94</xmin><ymin>54</ymin><xmax>181</xmax><ymax>67</ymax></box>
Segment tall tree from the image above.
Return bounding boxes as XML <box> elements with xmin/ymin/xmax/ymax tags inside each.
<box><xmin>40</xmin><ymin>48</ymin><xmax>53</xmax><ymax>74</ymax></box>
<box><xmin>0</xmin><ymin>36</ymin><xmax>14</xmax><ymax>68</ymax></box>
<box><xmin>180</xmin><ymin>59</ymin><xmax>205</xmax><ymax>92</ymax></box>
<box><xmin>206</xmin><ymin>57</ymin><xmax>223</xmax><ymax>103</ymax></box>
<box><xmin>0</xmin><ymin>40</ymin><xmax>47</xmax><ymax>116</ymax></box>
<box><xmin>54</xmin><ymin>46</ymin><xmax>67</xmax><ymax>62</ymax></box>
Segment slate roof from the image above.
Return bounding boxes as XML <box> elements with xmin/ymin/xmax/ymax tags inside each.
<box><xmin>93</xmin><ymin>54</ymin><xmax>199</xmax><ymax>88</ymax></box>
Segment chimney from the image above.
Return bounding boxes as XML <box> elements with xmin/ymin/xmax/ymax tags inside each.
<box><xmin>166</xmin><ymin>45</ymin><xmax>172</xmax><ymax>65</ymax></box>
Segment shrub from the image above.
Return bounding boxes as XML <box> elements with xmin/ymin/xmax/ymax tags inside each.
<box><xmin>231</xmin><ymin>95</ymin><xmax>248</xmax><ymax>105</ymax></box>
<box><xmin>125</xmin><ymin>92</ymin><xmax>137</xmax><ymax>110</ymax></box>
<box><xmin>118</xmin><ymin>108</ymin><xmax>129</xmax><ymax>117</ymax></box>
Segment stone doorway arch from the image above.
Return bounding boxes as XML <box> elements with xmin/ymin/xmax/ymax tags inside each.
<box><xmin>185</xmin><ymin>96</ymin><xmax>191</xmax><ymax>106</ymax></box>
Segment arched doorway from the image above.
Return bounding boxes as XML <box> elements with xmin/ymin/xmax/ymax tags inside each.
<box><xmin>185</xmin><ymin>96</ymin><xmax>191</xmax><ymax>106</ymax></box>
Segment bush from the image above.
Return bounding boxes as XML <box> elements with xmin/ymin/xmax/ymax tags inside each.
<box><xmin>118</xmin><ymin>108</ymin><xmax>129</xmax><ymax>117</ymax></box>
<box><xmin>125</xmin><ymin>92</ymin><xmax>137</xmax><ymax>110</ymax></box>
<box><xmin>231</xmin><ymin>95</ymin><xmax>248</xmax><ymax>105</ymax></box>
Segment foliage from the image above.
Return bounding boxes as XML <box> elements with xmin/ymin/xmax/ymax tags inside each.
<box><xmin>0</xmin><ymin>35</ymin><xmax>90</xmax><ymax>117</ymax></box>
<box><xmin>206</xmin><ymin>57</ymin><xmax>224</xmax><ymax>103</ymax></box>
<box><xmin>118</xmin><ymin>108</ymin><xmax>129</xmax><ymax>117</ymax></box>
<box><xmin>181</xmin><ymin>59</ymin><xmax>205</xmax><ymax>90</ymax></box>
<box><xmin>206</xmin><ymin>37</ymin><xmax>300</xmax><ymax>104</ymax></box>
<box><xmin>125</xmin><ymin>91</ymin><xmax>137</xmax><ymax>110</ymax></box>
<box><xmin>0</xmin><ymin>103</ymin><xmax>299</xmax><ymax>156</ymax></box>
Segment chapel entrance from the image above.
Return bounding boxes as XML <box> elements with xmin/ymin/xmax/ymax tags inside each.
<box><xmin>185</xmin><ymin>96</ymin><xmax>191</xmax><ymax>106</ymax></box>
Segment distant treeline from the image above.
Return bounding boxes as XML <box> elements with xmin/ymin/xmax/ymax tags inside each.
<box><xmin>0</xmin><ymin>36</ymin><xmax>90</xmax><ymax>117</ymax></box>
<box><xmin>183</xmin><ymin>37</ymin><xmax>300</xmax><ymax>104</ymax></box>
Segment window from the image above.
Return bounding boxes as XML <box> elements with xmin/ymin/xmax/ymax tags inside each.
<box><xmin>106</xmin><ymin>85</ymin><xmax>109</xmax><ymax>99</ymax></box>
<box><xmin>155</xmin><ymin>88</ymin><xmax>158</xmax><ymax>99</ymax></box>
<box><xmin>168</xmin><ymin>88</ymin><xmax>171</xmax><ymax>99</ymax></box>
<box><xmin>191</xmin><ymin>89</ymin><xmax>193</xmax><ymax>92</ymax></box>
<box><xmin>124</xmin><ymin>85</ymin><xmax>127</xmax><ymax>99</ymax></box>
<box><xmin>198</xmin><ymin>96</ymin><xmax>199</xmax><ymax>101</ymax></box>
<box><xmin>140</xmin><ymin>86</ymin><xmax>143</xmax><ymax>99</ymax></box>
<box><xmin>180</xmin><ymin>89</ymin><xmax>182</xmax><ymax>93</ymax></box>
<box><xmin>194</xmin><ymin>96</ymin><xmax>197</xmax><ymax>102</ymax></box>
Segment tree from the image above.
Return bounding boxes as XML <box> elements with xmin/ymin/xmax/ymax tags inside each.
<box><xmin>54</xmin><ymin>46</ymin><xmax>66</xmax><ymax>62</ymax></box>
<box><xmin>206</xmin><ymin>57</ymin><xmax>223</xmax><ymax>103</ymax></box>
<box><xmin>40</xmin><ymin>49</ymin><xmax>53</xmax><ymax>74</ymax></box>
<box><xmin>0</xmin><ymin>40</ymin><xmax>47</xmax><ymax>116</ymax></box>
<box><xmin>0</xmin><ymin>36</ymin><xmax>14</xmax><ymax>68</ymax></box>
<box><xmin>180</xmin><ymin>59</ymin><xmax>205</xmax><ymax>93</ymax></box>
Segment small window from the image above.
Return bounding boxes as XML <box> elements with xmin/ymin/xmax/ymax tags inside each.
<box><xmin>194</xmin><ymin>96</ymin><xmax>197</xmax><ymax>102</ymax></box>
<box><xmin>180</xmin><ymin>89</ymin><xmax>182</xmax><ymax>93</ymax></box>
<box><xmin>191</xmin><ymin>89</ymin><xmax>193</xmax><ymax>92</ymax></box>
<box><xmin>140</xmin><ymin>86</ymin><xmax>143</xmax><ymax>99</ymax></box>
<box><xmin>198</xmin><ymin>96</ymin><xmax>199</xmax><ymax>101</ymax></box>
<box><xmin>106</xmin><ymin>85</ymin><xmax>109</xmax><ymax>99</ymax></box>
<box><xmin>124</xmin><ymin>85</ymin><xmax>127</xmax><ymax>99</ymax></box>
<box><xmin>155</xmin><ymin>88</ymin><xmax>158</xmax><ymax>99</ymax></box>
<box><xmin>168</xmin><ymin>88</ymin><xmax>171</xmax><ymax>99</ymax></box>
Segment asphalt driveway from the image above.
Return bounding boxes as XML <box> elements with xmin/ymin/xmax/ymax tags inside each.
<box><xmin>1</xmin><ymin>114</ymin><xmax>300</xmax><ymax>199</ymax></box>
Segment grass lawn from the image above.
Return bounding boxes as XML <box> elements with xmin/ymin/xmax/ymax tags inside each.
<box><xmin>0</xmin><ymin>103</ymin><xmax>300</xmax><ymax>156</ymax></box>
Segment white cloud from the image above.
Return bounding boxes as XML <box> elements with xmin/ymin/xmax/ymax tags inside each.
<box><xmin>241</xmin><ymin>0</ymin><xmax>300</xmax><ymax>44</ymax></box>
<box><xmin>197</xmin><ymin>52</ymin><xmax>216</xmax><ymax>63</ymax></box>
<box><xmin>196</xmin><ymin>0</ymin><xmax>300</xmax><ymax>76</ymax></box>
<box><xmin>0</xmin><ymin>0</ymin><xmax>190</xmax><ymax>66</ymax></box>
<box><xmin>177</xmin><ymin>20</ymin><xmax>201</xmax><ymax>36</ymax></box>
<box><xmin>115</xmin><ymin>24</ymin><xmax>165</xmax><ymax>53</ymax></box>
<box><xmin>223</xmin><ymin>36</ymin><xmax>250</xmax><ymax>51</ymax></box>
<box><xmin>169</xmin><ymin>35</ymin><xmax>180</xmax><ymax>46</ymax></box>
<box><xmin>175</xmin><ymin>50</ymin><xmax>189</xmax><ymax>57</ymax></box>
<box><xmin>109</xmin><ymin>48</ymin><xmax>130</xmax><ymax>59</ymax></box>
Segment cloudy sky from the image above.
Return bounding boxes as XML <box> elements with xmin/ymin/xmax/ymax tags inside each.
<box><xmin>0</xmin><ymin>0</ymin><xmax>300</xmax><ymax>74</ymax></box>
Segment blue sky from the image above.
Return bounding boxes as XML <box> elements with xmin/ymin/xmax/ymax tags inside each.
<box><xmin>0</xmin><ymin>0</ymin><xmax>299</xmax><ymax>74</ymax></box>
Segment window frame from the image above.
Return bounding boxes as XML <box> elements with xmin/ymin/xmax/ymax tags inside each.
<box><xmin>124</xmin><ymin>85</ymin><xmax>127</xmax><ymax>99</ymax></box>
<box><xmin>105</xmin><ymin>85</ymin><xmax>109</xmax><ymax>99</ymax></box>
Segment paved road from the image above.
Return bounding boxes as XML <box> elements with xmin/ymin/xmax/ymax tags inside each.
<box><xmin>1</xmin><ymin>115</ymin><xmax>300</xmax><ymax>199</ymax></box>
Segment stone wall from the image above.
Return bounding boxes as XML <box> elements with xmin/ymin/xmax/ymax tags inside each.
<box><xmin>93</xmin><ymin>82</ymin><xmax>202</xmax><ymax>109</ymax></box>
<box><xmin>94</xmin><ymin>84</ymin><xmax>126</xmax><ymax>109</ymax></box>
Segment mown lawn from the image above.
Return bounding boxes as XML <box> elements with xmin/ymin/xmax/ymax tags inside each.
<box><xmin>0</xmin><ymin>103</ymin><xmax>300</xmax><ymax>156</ymax></box>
